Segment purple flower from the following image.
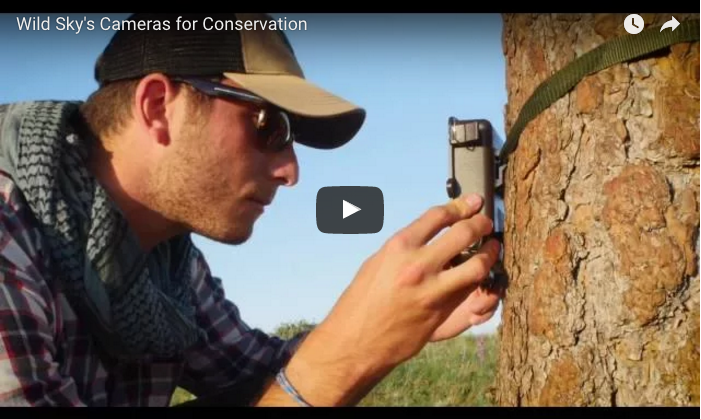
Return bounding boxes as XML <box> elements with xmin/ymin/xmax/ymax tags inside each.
<box><xmin>476</xmin><ymin>336</ymin><xmax>486</xmax><ymax>362</ymax></box>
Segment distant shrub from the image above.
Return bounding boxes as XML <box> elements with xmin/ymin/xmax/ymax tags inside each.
<box><xmin>272</xmin><ymin>319</ymin><xmax>317</xmax><ymax>340</ymax></box>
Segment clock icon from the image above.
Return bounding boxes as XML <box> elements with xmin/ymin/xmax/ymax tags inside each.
<box><xmin>624</xmin><ymin>14</ymin><xmax>645</xmax><ymax>34</ymax></box>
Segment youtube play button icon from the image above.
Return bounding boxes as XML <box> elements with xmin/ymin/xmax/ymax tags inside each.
<box><xmin>317</xmin><ymin>186</ymin><xmax>384</xmax><ymax>234</ymax></box>
<box><xmin>343</xmin><ymin>200</ymin><xmax>361</xmax><ymax>219</ymax></box>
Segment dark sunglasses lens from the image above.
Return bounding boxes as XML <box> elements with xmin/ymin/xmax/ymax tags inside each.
<box><xmin>260</xmin><ymin>111</ymin><xmax>292</xmax><ymax>151</ymax></box>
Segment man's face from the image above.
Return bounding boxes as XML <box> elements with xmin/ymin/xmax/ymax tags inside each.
<box><xmin>148</xmin><ymin>80</ymin><xmax>300</xmax><ymax>245</ymax></box>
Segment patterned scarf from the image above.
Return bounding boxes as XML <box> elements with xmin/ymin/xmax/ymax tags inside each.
<box><xmin>0</xmin><ymin>100</ymin><xmax>204</xmax><ymax>362</ymax></box>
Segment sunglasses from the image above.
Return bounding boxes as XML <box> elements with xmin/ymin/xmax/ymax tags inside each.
<box><xmin>171</xmin><ymin>77</ymin><xmax>296</xmax><ymax>152</ymax></box>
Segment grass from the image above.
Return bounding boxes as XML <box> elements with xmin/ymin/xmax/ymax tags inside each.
<box><xmin>170</xmin><ymin>333</ymin><xmax>498</xmax><ymax>406</ymax></box>
<box><xmin>358</xmin><ymin>333</ymin><xmax>498</xmax><ymax>406</ymax></box>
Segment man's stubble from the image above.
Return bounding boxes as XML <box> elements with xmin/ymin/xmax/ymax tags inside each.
<box><xmin>145</xmin><ymin>115</ymin><xmax>252</xmax><ymax>246</ymax></box>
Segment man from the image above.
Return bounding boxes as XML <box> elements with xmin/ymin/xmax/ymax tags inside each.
<box><xmin>0</xmin><ymin>13</ymin><xmax>502</xmax><ymax>406</ymax></box>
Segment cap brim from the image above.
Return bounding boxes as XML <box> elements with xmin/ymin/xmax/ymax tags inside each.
<box><xmin>223</xmin><ymin>73</ymin><xmax>365</xmax><ymax>149</ymax></box>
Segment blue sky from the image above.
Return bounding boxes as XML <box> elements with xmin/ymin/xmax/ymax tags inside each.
<box><xmin>0</xmin><ymin>13</ymin><xmax>507</xmax><ymax>335</ymax></box>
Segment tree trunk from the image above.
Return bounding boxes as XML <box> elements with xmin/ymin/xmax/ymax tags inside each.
<box><xmin>492</xmin><ymin>13</ymin><xmax>699</xmax><ymax>406</ymax></box>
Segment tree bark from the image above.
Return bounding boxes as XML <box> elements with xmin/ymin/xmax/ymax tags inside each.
<box><xmin>492</xmin><ymin>13</ymin><xmax>699</xmax><ymax>406</ymax></box>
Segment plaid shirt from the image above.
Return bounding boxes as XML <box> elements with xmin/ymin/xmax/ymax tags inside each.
<box><xmin>0</xmin><ymin>169</ymin><xmax>307</xmax><ymax>406</ymax></box>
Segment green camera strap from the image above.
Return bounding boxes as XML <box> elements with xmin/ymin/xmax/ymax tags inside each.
<box><xmin>497</xmin><ymin>18</ymin><xmax>700</xmax><ymax>168</ymax></box>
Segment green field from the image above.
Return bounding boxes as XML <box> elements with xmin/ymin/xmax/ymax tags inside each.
<box><xmin>170</xmin><ymin>332</ymin><xmax>499</xmax><ymax>407</ymax></box>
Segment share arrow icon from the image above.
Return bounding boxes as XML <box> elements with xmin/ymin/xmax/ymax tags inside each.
<box><xmin>661</xmin><ymin>16</ymin><xmax>679</xmax><ymax>32</ymax></box>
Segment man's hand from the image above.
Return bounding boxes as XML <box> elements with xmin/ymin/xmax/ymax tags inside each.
<box><xmin>429</xmin><ymin>272</ymin><xmax>503</xmax><ymax>342</ymax></box>
<box><xmin>269</xmin><ymin>193</ymin><xmax>502</xmax><ymax>407</ymax></box>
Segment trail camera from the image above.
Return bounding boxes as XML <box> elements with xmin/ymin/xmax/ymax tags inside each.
<box><xmin>446</xmin><ymin>117</ymin><xmax>506</xmax><ymax>289</ymax></box>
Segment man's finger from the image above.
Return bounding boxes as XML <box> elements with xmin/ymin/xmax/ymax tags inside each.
<box><xmin>464</xmin><ymin>286</ymin><xmax>502</xmax><ymax>317</ymax></box>
<box><xmin>388</xmin><ymin>194</ymin><xmax>484</xmax><ymax>249</ymax></box>
<box><xmin>433</xmin><ymin>238</ymin><xmax>501</xmax><ymax>298</ymax></box>
<box><xmin>416</xmin><ymin>213</ymin><xmax>493</xmax><ymax>273</ymax></box>
<box><xmin>467</xmin><ymin>308</ymin><xmax>498</xmax><ymax>328</ymax></box>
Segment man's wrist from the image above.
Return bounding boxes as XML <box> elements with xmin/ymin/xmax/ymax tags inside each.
<box><xmin>279</xmin><ymin>325</ymin><xmax>388</xmax><ymax>407</ymax></box>
<box><xmin>252</xmin><ymin>375</ymin><xmax>305</xmax><ymax>407</ymax></box>
<box><xmin>274</xmin><ymin>367</ymin><xmax>313</xmax><ymax>406</ymax></box>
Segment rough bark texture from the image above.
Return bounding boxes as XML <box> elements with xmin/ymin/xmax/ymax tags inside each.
<box><xmin>492</xmin><ymin>13</ymin><xmax>700</xmax><ymax>406</ymax></box>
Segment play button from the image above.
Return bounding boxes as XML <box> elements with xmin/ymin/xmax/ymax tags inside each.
<box><xmin>343</xmin><ymin>200</ymin><xmax>361</xmax><ymax>219</ymax></box>
<box><xmin>317</xmin><ymin>186</ymin><xmax>384</xmax><ymax>234</ymax></box>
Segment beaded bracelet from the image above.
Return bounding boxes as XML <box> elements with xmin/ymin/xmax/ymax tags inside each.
<box><xmin>276</xmin><ymin>367</ymin><xmax>313</xmax><ymax>407</ymax></box>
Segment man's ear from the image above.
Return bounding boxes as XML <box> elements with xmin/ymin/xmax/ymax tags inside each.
<box><xmin>133</xmin><ymin>73</ymin><xmax>182</xmax><ymax>147</ymax></box>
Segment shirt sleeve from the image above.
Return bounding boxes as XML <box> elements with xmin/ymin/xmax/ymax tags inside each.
<box><xmin>0</xmin><ymin>177</ymin><xmax>87</xmax><ymax>406</ymax></box>
<box><xmin>177</xmin><ymin>245</ymin><xmax>310</xmax><ymax>400</ymax></box>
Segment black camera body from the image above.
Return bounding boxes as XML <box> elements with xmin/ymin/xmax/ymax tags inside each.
<box><xmin>446</xmin><ymin>117</ymin><xmax>506</xmax><ymax>288</ymax></box>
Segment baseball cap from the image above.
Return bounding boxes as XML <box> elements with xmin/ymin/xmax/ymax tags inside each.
<box><xmin>94</xmin><ymin>13</ymin><xmax>366</xmax><ymax>150</ymax></box>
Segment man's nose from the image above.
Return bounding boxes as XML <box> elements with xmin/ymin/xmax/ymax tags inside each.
<box><xmin>271</xmin><ymin>144</ymin><xmax>299</xmax><ymax>187</ymax></box>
